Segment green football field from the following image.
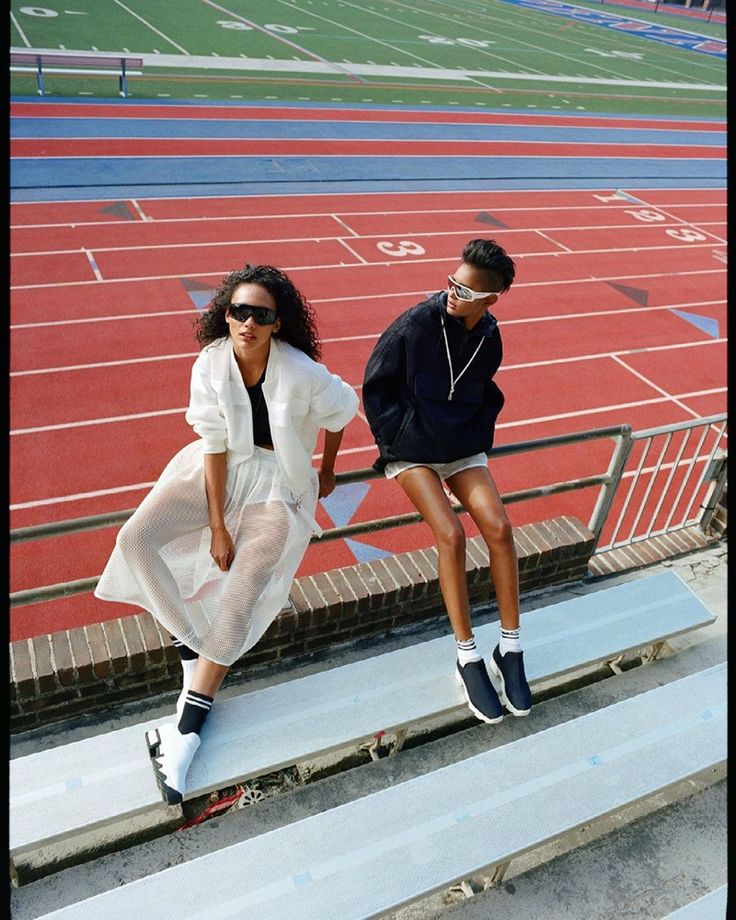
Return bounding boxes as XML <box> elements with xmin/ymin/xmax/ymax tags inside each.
<box><xmin>9</xmin><ymin>0</ymin><xmax>726</xmax><ymax>116</ymax></box>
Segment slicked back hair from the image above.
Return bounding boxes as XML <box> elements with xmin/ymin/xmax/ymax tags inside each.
<box><xmin>461</xmin><ymin>239</ymin><xmax>516</xmax><ymax>293</ymax></box>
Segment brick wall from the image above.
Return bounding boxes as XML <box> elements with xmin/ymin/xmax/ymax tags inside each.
<box><xmin>10</xmin><ymin>515</ymin><xmax>594</xmax><ymax>733</ymax></box>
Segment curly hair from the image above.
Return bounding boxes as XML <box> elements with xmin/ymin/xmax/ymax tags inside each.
<box><xmin>194</xmin><ymin>264</ymin><xmax>321</xmax><ymax>360</ymax></box>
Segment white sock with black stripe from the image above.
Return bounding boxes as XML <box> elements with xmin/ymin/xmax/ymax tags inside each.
<box><xmin>499</xmin><ymin>626</ymin><xmax>521</xmax><ymax>656</ymax></box>
<box><xmin>178</xmin><ymin>690</ymin><xmax>214</xmax><ymax>736</ymax></box>
<box><xmin>456</xmin><ymin>634</ymin><xmax>482</xmax><ymax>666</ymax></box>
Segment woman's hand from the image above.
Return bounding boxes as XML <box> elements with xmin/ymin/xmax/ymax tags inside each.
<box><xmin>318</xmin><ymin>467</ymin><xmax>336</xmax><ymax>498</ymax></box>
<box><xmin>210</xmin><ymin>525</ymin><xmax>235</xmax><ymax>571</ymax></box>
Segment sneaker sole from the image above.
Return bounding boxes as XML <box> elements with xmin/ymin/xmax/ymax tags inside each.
<box><xmin>488</xmin><ymin>656</ymin><xmax>531</xmax><ymax>717</ymax></box>
<box><xmin>145</xmin><ymin>728</ymin><xmax>183</xmax><ymax>806</ymax></box>
<box><xmin>454</xmin><ymin>668</ymin><xmax>503</xmax><ymax>725</ymax></box>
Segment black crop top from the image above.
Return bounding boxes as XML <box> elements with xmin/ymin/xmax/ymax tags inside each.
<box><xmin>245</xmin><ymin>376</ymin><xmax>272</xmax><ymax>446</ymax></box>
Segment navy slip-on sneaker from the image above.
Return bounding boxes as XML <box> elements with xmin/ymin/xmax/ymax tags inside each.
<box><xmin>455</xmin><ymin>659</ymin><xmax>504</xmax><ymax>724</ymax></box>
<box><xmin>489</xmin><ymin>645</ymin><xmax>532</xmax><ymax>716</ymax></box>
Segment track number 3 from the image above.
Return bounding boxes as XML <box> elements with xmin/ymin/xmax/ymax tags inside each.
<box><xmin>376</xmin><ymin>240</ymin><xmax>426</xmax><ymax>257</ymax></box>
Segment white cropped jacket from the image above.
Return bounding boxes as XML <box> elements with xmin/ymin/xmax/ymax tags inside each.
<box><xmin>185</xmin><ymin>336</ymin><xmax>359</xmax><ymax>535</ymax></box>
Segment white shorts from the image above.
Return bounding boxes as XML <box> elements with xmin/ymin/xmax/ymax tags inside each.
<box><xmin>384</xmin><ymin>452</ymin><xmax>488</xmax><ymax>481</ymax></box>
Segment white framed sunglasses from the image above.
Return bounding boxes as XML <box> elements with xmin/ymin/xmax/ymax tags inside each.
<box><xmin>447</xmin><ymin>275</ymin><xmax>499</xmax><ymax>302</ymax></box>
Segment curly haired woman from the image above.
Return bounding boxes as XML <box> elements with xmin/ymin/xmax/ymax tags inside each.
<box><xmin>96</xmin><ymin>264</ymin><xmax>359</xmax><ymax>805</ymax></box>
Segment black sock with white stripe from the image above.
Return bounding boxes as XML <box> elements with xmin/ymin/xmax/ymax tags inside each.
<box><xmin>178</xmin><ymin>690</ymin><xmax>214</xmax><ymax>736</ymax></box>
<box><xmin>170</xmin><ymin>635</ymin><xmax>199</xmax><ymax>661</ymax></box>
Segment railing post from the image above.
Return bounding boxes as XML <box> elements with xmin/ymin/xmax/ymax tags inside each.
<box><xmin>36</xmin><ymin>55</ymin><xmax>45</xmax><ymax>96</ymax></box>
<box><xmin>698</xmin><ymin>450</ymin><xmax>727</xmax><ymax>534</ymax></box>
<box><xmin>119</xmin><ymin>58</ymin><xmax>128</xmax><ymax>97</ymax></box>
<box><xmin>587</xmin><ymin>427</ymin><xmax>634</xmax><ymax>552</ymax></box>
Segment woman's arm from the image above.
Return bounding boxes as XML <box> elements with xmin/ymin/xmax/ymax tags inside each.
<box><xmin>204</xmin><ymin>451</ymin><xmax>234</xmax><ymax>571</ymax></box>
<box><xmin>318</xmin><ymin>427</ymin><xmax>344</xmax><ymax>498</ymax></box>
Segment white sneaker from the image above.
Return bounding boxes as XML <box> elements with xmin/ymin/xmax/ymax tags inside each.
<box><xmin>146</xmin><ymin>722</ymin><xmax>201</xmax><ymax>806</ymax></box>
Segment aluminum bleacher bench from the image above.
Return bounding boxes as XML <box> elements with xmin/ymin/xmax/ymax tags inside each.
<box><xmin>9</xmin><ymin>570</ymin><xmax>717</xmax><ymax>877</ymax></box>
<box><xmin>10</xmin><ymin>49</ymin><xmax>143</xmax><ymax>97</ymax></box>
<box><xmin>33</xmin><ymin>662</ymin><xmax>727</xmax><ymax>919</ymax></box>
<box><xmin>660</xmin><ymin>885</ymin><xmax>728</xmax><ymax>920</ymax></box>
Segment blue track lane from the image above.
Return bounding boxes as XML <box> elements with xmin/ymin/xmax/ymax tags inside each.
<box><xmin>9</xmin><ymin>117</ymin><xmax>726</xmax><ymax>147</ymax></box>
<box><xmin>10</xmin><ymin>154</ymin><xmax>726</xmax><ymax>202</ymax></box>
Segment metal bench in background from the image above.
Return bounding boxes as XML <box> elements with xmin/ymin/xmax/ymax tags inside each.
<box><xmin>10</xmin><ymin>50</ymin><xmax>143</xmax><ymax>97</ymax></box>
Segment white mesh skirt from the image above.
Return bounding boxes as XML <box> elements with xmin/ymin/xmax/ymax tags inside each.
<box><xmin>95</xmin><ymin>442</ymin><xmax>316</xmax><ymax>666</ymax></box>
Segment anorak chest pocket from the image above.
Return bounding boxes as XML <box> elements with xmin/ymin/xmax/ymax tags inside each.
<box><xmin>268</xmin><ymin>398</ymin><xmax>309</xmax><ymax>427</ymax></box>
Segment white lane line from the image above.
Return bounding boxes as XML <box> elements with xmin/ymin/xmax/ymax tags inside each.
<box><xmin>11</xmin><ymin>201</ymin><xmax>726</xmax><ymax>232</ymax></box>
<box><xmin>8</xmin><ymin>293</ymin><xmax>725</xmax><ymax>340</ymax></box>
<box><xmin>535</xmin><ymin>230</ymin><xmax>573</xmax><ymax>253</ymax></box>
<box><xmin>111</xmin><ymin>0</ymin><xmax>189</xmax><ymax>54</ymax></box>
<box><xmin>330</xmin><ymin>214</ymin><xmax>360</xmax><ymax>236</ymax></box>
<box><xmin>337</xmin><ymin>237</ymin><xmax>368</xmax><ymax>263</ymax></box>
<box><xmin>11</xmin><ymin>309</ymin><xmax>200</xmax><ymax>329</ymax></box>
<box><xmin>82</xmin><ymin>248</ymin><xmax>103</xmax><ymax>281</ymax></box>
<box><xmin>8</xmin><ymin>291</ymin><xmax>726</xmax><ymax>332</ymax></box>
<box><xmin>9</xmin><ymin>387</ymin><xmax>725</xmax><ymax>510</ymax></box>
<box><xmin>129</xmin><ymin>199</ymin><xmax>151</xmax><ymax>221</ymax></box>
<box><xmin>10</xmin><ymin>344</ymin><xmax>726</xmax><ymax>435</ymax></box>
<box><xmin>12</xmin><ymin>218</ymin><xmax>725</xmax><ymax>257</ymax></box>
<box><xmin>9</xmin><ymin>247</ymin><xmax>727</xmax><ymax>290</ymax></box>
<box><xmin>11</xmin><ymin>482</ymin><xmax>159</xmax><ymax>510</ymax></box>
<box><xmin>610</xmin><ymin>354</ymin><xmax>707</xmax><ymax>423</ymax></box>
<box><xmin>496</xmin><ymin>388</ymin><xmax>725</xmax><ymax>430</ymax></box>
<box><xmin>9</xmin><ymin>187</ymin><xmax>725</xmax><ymax>211</ymax></box>
<box><xmin>502</xmin><ymin>337</ymin><xmax>725</xmax><ymax>372</ymax></box>
<box><xmin>11</xmin><ymin>352</ymin><xmax>197</xmax><ymax>377</ymax></box>
<box><xmin>11</xmin><ymin>407</ymin><xmax>187</xmax><ymax>436</ymax></box>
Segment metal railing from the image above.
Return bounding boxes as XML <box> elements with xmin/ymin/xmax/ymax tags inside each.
<box><xmin>592</xmin><ymin>413</ymin><xmax>727</xmax><ymax>553</ymax></box>
<box><xmin>9</xmin><ymin>415</ymin><xmax>727</xmax><ymax>608</ymax></box>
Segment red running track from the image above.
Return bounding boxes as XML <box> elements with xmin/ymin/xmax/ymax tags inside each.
<box><xmin>11</xmin><ymin>139</ymin><xmax>726</xmax><ymax>159</ymax></box>
<box><xmin>10</xmin><ymin>186</ymin><xmax>727</xmax><ymax>641</ymax></box>
<box><xmin>10</xmin><ymin>101</ymin><xmax>727</xmax><ymax>131</ymax></box>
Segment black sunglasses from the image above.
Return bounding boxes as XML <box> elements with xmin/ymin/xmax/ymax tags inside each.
<box><xmin>228</xmin><ymin>303</ymin><xmax>278</xmax><ymax>326</ymax></box>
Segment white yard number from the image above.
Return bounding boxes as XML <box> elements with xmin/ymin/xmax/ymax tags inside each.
<box><xmin>265</xmin><ymin>24</ymin><xmax>299</xmax><ymax>33</ymax></box>
<box><xmin>586</xmin><ymin>48</ymin><xmax>643</xmax><ymax>60</ymax></box>
<box><xmin>19</xmin><ymin>6</ymin><xmax>58</xmax><ymax>15</ymax></box>
<box><xmin>217</xmin><ymin>21</ymin><xmax>299</xmax><ymax>33</ymax></box>
<box><xmin>418</xmin><ymin>34</ymin><xmax>490</xmax><ymax>48</ymax></box>
<box><xmin>665</xmin><ymin>228</ymin><xmax>707</xmax><ymax>242</ymax></box>
<box><xmin>625</xmin><ymin>209</ymin><xmax>666</xmax><ymax>222</ymax></box>
<box><xmin>377</xmin><ymin>240</ymin><xmax>426</xmax><ymax>257</ymax></box>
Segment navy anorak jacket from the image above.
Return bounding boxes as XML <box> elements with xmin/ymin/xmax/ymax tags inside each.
<box><xmin>362</xmin><ymin>291</ymin><xmax>504</xmax><ymax>472</ymax></box>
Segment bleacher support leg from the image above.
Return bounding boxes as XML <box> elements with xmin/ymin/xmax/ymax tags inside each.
<box><xmin>360</xmin><ymin>729</ymin><xmax>408</xmax><ymax>761</ymax></box>
<box><xmin>451</xmin><ymin>880</ymin><xmax>476</xmax><ymax>899</ymax></box>
<box><xmin>644</xmin><ymin>639</ymin><xmax>672</xmax><ymax>662</ymax></box>
<box><xmin>387</xmin><ymin>729</ymin><xmax>407</xmax><ymax>757</ymax></box>
<box><xmin>483</xmin><ymin>860</ymin><xmax>512</xmax><ymax>888</ymax></box>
